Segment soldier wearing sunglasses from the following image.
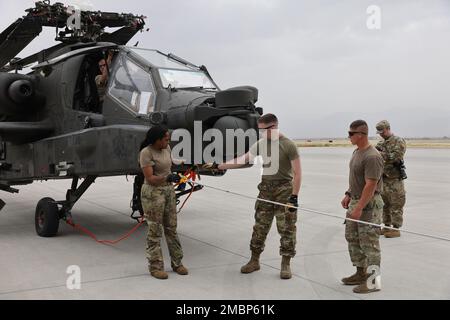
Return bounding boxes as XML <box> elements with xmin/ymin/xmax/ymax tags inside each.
<box><xmin>205</xmin><ymin>113</ymin><xmax>302</xmax><ymax>279</ymax></box>
<box><xmin>341</xmin><ymin>120</ymin><xmax>384</xmax><ymax>294</ymax></box>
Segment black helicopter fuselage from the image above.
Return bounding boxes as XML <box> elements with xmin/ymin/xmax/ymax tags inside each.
<box><xmin>0</xmin><ymin>2</ymin><xmax>261</xmax><ymax>237</ymax></box>
<box><xmin>0</xmin><ymin>42</ymin><xmax>261</xmax><ymax>189</ymax></box>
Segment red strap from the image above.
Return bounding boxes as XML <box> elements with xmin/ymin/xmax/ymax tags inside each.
<box><xmin>65</xmin><ymin>170</ymin><xmax>197</xmax><ymax>244</ymax></box>
<box><xmin>66</xmin><ymin>218</ymin><xmax>145</xmax><ymax>245</ymax></box>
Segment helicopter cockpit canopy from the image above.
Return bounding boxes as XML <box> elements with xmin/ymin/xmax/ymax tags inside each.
<box><xmin>108</xmin><ymin>51</ymin><xmax>156</xmax><ymax>115</ymax></box>
<box><xmin>127</xmin><ymin>48</ymin><xmax>218</xmax><ymax>91</ymax></box>
<box><xmin>107</xmin><ymin>47</ymin><xmax>219</xmax><ymax>116</ymax></box>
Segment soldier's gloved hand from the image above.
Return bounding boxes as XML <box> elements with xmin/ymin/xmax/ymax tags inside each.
<box><xmin>166</xmin><ymin>173</ymin><xmax>181</xmax><ymax>184</ymax></box>
<box><xmin>202</xmin><ymin>162</ymin><xmax>219</xmax><ymax>170</ymax></box>
<box><xmin>287</xmin><ymin>195</ymin><xmax>298</xmax><ymax>212</ymax></box>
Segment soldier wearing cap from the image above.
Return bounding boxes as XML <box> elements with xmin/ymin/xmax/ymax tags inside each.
<box><xmin>375</xmin><ymin>120</ymin><xmax>407</xmax><ymax>238</ymax></box>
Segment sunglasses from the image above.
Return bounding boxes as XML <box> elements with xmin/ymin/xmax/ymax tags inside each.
<box><xmin>348</xmin><ymin>131</ymin><xmax>367</xmax><ymax>137</ymax></box>
<box><xmin>99</xmin><ymin>64</ymin><xmax>106</xmax><ymax>68</ymax></box>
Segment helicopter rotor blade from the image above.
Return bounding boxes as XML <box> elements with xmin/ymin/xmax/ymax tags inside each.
<box><xmin>97</xmin><ymin>26</ymin><xmax>142</xmax><ymax>45</ymax></box>
<box><xmin>0</xmin><ymin>18</ymin><xmax>43</xmax><ymax>69</ymax></box>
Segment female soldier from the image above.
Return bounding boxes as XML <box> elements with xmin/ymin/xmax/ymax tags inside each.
<box><xmin>139</xmin><ymin>125</ymin><xmax>188</xmax><ymax>279</ymax></box>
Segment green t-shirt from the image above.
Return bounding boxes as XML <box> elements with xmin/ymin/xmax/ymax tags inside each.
<box><xmin>348</xmin><ymin>145</ymin><xmax>384</xmax><ymax>197</ymax></box>
<box><xmin>249</xmin><ymin>136</ymin><xmax>299</xmax><ymax>181</ymax></box>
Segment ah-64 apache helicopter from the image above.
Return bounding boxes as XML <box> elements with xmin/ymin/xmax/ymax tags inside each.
<box><xmin>0</xmin><ymin>1</ymin><xmax>261</xmax><ymax>238</ymax></box>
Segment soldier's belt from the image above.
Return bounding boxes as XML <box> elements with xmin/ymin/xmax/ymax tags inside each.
<box><xmin>145</xmin><ymin>181</ymin><xmax>172</xmax><ymax>187</ymax></box>
<box><xmin>351</xmin><ymin>192</ymin><xmax>380</xmax><ymax>200</ymax></box>
<box><xmin>260</xmin><ymin>179</ymin><xmax>292</xmax><ymax>186</ymax></box>
<box><xmin>383</xmin><ymin>175</ymin><xmax>401</xmax><ymax>180</ymax></box>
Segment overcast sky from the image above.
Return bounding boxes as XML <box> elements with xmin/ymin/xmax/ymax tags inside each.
<box><xmin>1</xmin><ymin>0</ymin><xmax>449</xmax><ymax>138</ymax></box>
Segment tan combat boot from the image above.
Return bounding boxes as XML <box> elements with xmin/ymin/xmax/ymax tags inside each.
<box><xmin>151</xmin><ymin>270</ymin><xmax>169</xmax><ymax>280</ymax></box>
<box><xmin>240</xmin><ymin>252</ymin><xmax>260</xmax><ymax>274</ymax></box>
<box><xmin>173</xmin><ymin>265</ymin><xmax>189</xmax><ymax>275</ymax></box>
<box><xmin>385</xmin><ymin>226</ymin><xmax>401</xmax><ymax>238</ymax></box>
<box><xmin>280</xmin><ymin>256</ymin><xmax>292</xmax><ymax>279</ymax></box>
<box><xmin>380</xmin><ymin>225</ymin><xmax>390</xmax><ymax>235</ymax></box>
<box><xmin>341</xmin><ymin>267</ymin><xmax>367</xmax><ymax>285</ymax></box>
<box><xmin>353</xmin><ymin>274</ymin><xmax>381</xmax><ymax>294</ymax></box>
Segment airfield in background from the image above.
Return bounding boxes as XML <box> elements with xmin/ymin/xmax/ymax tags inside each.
<box><xmin>0</xmin><ymin>147</ymin><xmax>449</xmax><ymax>299</ymax></box>
<box><xmin>295</xmin><ymin>138</ymin><xmax>450</xmax><ymax>149</ymax></box>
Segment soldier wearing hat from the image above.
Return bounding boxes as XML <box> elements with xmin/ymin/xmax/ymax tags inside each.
<box><xmin>375</xmin><ymin>120</ymin><xmax>407</xmax><ymax>238</ymax></box>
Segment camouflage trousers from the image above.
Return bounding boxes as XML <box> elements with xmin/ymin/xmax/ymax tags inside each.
<box><xmin>345</xmin><ymin>194</ymin><xmax>384</xmax><ymax>268</ymax></box>
<box><xmin>250</xmin><ymin>180</ymin><xmax>297</xmax><ymax>257</ymax></box>
<box><xmin>382</xmin><ymin>178</ymin><xmax>406</xmax><ymax>227</ymax></box>
<box><xmin>141</xmin><ymin>183</ymin><xmax>183</xmax><ymax>272</ymax></box>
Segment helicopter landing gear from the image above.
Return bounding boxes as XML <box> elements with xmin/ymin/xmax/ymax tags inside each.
<box><xmin>35</xmin><ymin>175</ymin><xmax>97</xmax><ymax>237</ymax></box>
<box><xmin>35</xmin><ymin>197</ymin><xmax>59</xmax><ymax>237</ymax></box>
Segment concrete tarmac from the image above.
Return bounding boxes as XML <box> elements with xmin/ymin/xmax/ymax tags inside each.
<box><xmin>0</xmin><ymin>147</ymin><xmax>449</xmax><ymax>300</ymax></box>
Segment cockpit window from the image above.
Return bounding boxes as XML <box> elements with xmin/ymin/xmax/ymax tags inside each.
<box><xmin>108</xmin><ymin>54</ymin><xmax>155</xmax><ymax>115</ymax></box>
<box><xmin>159</xmin><ymin>69</ymin><xmax>217</xmax><ymax>89</ymax></box>
<box><xmin>129</xmin><ymin>48</ymin><xmax>218</xmax><ymax>90</ymax></box>
<box><xmin>129</xmin><ymin>48</ymin><xmax>192</xmax><ymax>70</ymax></box>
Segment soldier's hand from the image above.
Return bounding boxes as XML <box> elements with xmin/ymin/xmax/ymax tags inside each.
<box><xmin>107</xmin><ymin>50</ymin><xmax>114</xmax><ymax>64</ymax></box>
<box><xmin>202</xmin><ymin>162</ymin><xmax>219</xmax><ymax>170</ymax></box>
<box><xmin>349</xmin><ymin>207</ymin><xmax>362</xmax><ymax>220</ymax></box>
<box><xmin>166</xmin><ymin>173</ymin><xmax>181</xmax><ymax>184</ymax></box>
<box><xmin>341</xmin><ymin>195</ymin><xmax>351</xmax><ymax>209</ymax></box>
<box><xmin>287</xmin><ymin>195</ymin><xmax>298</xmax><ymax>212</ymax></box>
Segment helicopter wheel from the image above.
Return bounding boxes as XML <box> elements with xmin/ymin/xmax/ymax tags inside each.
<box><xmin>35</xmin><ymin>197</ymin><xmax>60</xmax><ymax>237</ymax></box>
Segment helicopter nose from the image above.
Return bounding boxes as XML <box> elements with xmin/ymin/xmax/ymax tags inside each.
<box><xmin>213</xmin><ymin>115</ymin><xmax>251</xmax><ymax>134</ymax></box>
<box><xmin>212</xmin><ymin>115</ymin><xmax>258</xmax><ymax>161</ymax></box>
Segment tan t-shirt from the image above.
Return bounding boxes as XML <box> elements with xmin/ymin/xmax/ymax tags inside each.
<box><xmin>249</xmin><ymin>136</ymin><xmax>299</xmax><ymax>181</ymax></box>
<box><xmin>139</xmin><ymin>145</ymin><xmax>172</xmax><ymax>184</ymax></box>
<box><xmin>95</xmin><ymin>75</ymin><xmax>107</xmax><ymax>102</ymax></box>
<box><xmin>348</xmin><ymin>145</ymin><xmax>384</xmax><ymax>198</ymax></box>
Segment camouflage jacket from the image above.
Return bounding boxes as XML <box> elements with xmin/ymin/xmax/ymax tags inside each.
<box><xmin>375</xmin><ymin>135</ymin><xmax>406</xmax><ymax>179</ymax></box>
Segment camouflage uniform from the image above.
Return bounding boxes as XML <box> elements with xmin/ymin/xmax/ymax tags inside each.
<box><xmin>251</xmin><ymin>180</ymin><xmax>297</xmax><ymax>257</ymax></box>
<box><xmin>345</xmin><ymin>194</ymin><xmax>384</xmax><ymax>267</ymax></box>
<box><xmin>141</xmin><ymin>183</ymin><xmax>183</xmax><ymax>272</ymax></box>
<box><xmin>376</xmin><ymin>135</ymin><xmax>407</xmax><ymax>227</ymax></box>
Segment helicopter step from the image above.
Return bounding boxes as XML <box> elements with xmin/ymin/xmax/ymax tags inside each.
<box><xmin>34</xmin><ymin>175</ymin><xmax>97</xmax><ymax>237</ymax></box>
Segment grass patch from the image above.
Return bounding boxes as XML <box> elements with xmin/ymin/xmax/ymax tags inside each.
<box><xmin>295</xmin><ymin>139</ymin><xmax>450</xmax><ymax>149</ymax></box>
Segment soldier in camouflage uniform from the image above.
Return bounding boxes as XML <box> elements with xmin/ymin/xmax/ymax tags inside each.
<box><xmin>341</xmin><ymin>120</ymin><xmax>384</xmax><ymax>294</ymax></box>
<box><xmin>207</xmin><ymin>114</ymin><xmax>302</xmax><ymax>279</ymax></box>
<box><xmin>375</xmin><ymin>120</ymin><xmax>407</xmax><ymax>238</ymax></box>
<box><xmin>139</xmin><ymin>126</ymin><xmax>188</xmax><ymax>280</ymax></box>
